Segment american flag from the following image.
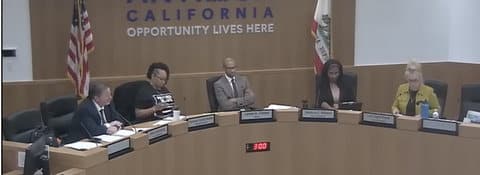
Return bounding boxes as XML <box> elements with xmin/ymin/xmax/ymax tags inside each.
<box><xmin>67</xmin><ymin>0</ymin><xmax>94</xmax><ymax>98</ymax></box>
<box><xmin>311</xmin><ymin>0</ymin><xmax>331</xmax><ymax>74</ymax></box>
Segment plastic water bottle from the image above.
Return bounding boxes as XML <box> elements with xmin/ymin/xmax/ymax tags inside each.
<box><xmin>420</xmin><ymin>102</ymin><xmax>430</xmax><ymax>119</ymax></box>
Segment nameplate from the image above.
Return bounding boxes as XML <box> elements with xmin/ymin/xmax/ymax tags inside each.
<box><xmin>299</xmin><ymin>109</ymin><xmax>337</xmax><ymax>122</ymax></box>
<box><xmin>420</xmin><ymin>118</ymin><xmax>459</xmax><ymax>136</ymax></box>
<box><xmin>145</xmin><ymin>125</ymin><xmax>170</xmax><ymax>144</ymax></box>
<box><xmin>240</xmin><ymin>110</ymin><xmax>275</xmax><ymax>124</ymax></box>
<box><xmin>104</xmin><ymin>138</ymin><xmax>133</xmax><ymax>160</ymax></box>
<box><xmin>360</xmin><ymin>112</ymin><xmax>396</xmax><ymax>128</ymax></box>
<box><xmin>187</xmin><ymin>114</ymin><xmax>218</xmax><ymax>131</ymax></box>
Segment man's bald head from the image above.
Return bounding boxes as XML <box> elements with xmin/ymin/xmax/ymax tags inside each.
<box><xmin>223</xmin><ymin>57</ymin><xmax>237</xmax><ymax>78</ymax></box>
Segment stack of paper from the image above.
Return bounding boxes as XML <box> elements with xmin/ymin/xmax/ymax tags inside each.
<box><xmin>113</xmin><ymin>130</ymin><xmax>136</xmax><ymax>137</ymax></box>
<box><xmin>94</xmin><ymin>135</ymin><xmax>124</xmax><ymax>143</ymax></box>
<box><xmin>265</xmin><ymin>104</ymin><xmax>297</xmax><ymax>110</ymax></box>
<box><xmin>64</xmin><ymin>141</ymin><xmax>101</xmax><ymax>151</ymax></box>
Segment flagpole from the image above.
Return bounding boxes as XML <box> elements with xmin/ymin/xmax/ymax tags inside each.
<box><xmin>328</xmin><ymin>0</ymin><xmax>333</xmax><ymax>60</ymax></box>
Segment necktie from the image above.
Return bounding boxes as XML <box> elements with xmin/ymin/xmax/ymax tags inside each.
<box><xmin>99</xmin><ymin>109</ymin><xmax>107</xmax><ymax>125</ymax></box>
<box><xmin>231</xmin><ymin>78</ymin><xmax>239</xmax><ymax>98</ymax></box>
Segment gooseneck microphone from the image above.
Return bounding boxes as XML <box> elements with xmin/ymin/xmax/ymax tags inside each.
<box><xmin>108</xmin><ymin>104</ymin><xmax>138</xmax><ymax>134</ymax></box>
<box><xmin>80</xmin><ymin>122</ymin><xmax>102</xmax><ymax>143</ymax></box>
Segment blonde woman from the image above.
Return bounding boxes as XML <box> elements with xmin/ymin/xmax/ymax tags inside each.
<box><xmin>392</xmin><ymin>60</ymin><xmax>440</xmax><ymax>116</ymax></box>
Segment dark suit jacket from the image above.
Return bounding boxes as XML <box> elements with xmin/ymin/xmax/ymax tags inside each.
<box><xmin>66</xmin><ymin>99</ymin><xmax>121</xmax><ymax>143</ymax></box>
<box><xmin>214</xmin><ymin>75</ymin><xmax>255</xmax><ymax>111</ymax></box>
<box><xmin>316</xmin><ymin>80</ymin><xmax>355</xmax><ymax>108</ymax></box>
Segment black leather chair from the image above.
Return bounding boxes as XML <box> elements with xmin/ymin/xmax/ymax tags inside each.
<box><xmin>343</xmin><ymin>72</ymin><xmax>358</xmax><ymax>99</ymax></box>
<box><xmin>113</xmin><ymin>80</ymin><xmax>149</xmax><ymax>124</ymax></box>
<box><xmin>40</xmin><ymin>95</ymin><xmax>78</xmax><ymax>140</ymax></box>
<box><xmin>424</xmin><ymin>80</ymin><xmax>448</xmax><ymax>117</ymax></box>
<box><xmin>2</xmin><ymin>109</ymin><xmax>44</xmax><ymax>143</ymax></box>
<box><xmin>315</xmin><ymin>72</ymin><xmax>358</xmax><ymax>107</ymax></box>
<box><xmin>458</xmin><ymin>83</ymin><xmax>480</xmax><ymax>121</ymax></box>
<box><xmin>206</xmin><ymin>76</ymin><xmax>223</xmax><ymax>112</ymax></box>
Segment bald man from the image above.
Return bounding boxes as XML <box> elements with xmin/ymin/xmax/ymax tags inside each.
<box><xmin>214</xmin><ymin>57</ymin><xmax>256</xmax><ymax>111</ymax></box>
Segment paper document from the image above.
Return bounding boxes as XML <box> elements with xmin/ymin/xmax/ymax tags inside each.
<box><xmin>18</xmin><ymin>151</ymin><xmax>25</xmax><ymax>167</ymax></box>
<box><xmin>113</xmin><ymin>129</ymin><xmax>136</xmax><ymax>137</ymax></box>
<box><xmin>153</xmin><ymin>120</ymin><xmax>172</xmax><ymax>126</ymax></box>
<box><xmin>265</xmin><ymin>104</ymin><xmax>297</xmax><ymax>110</ymax></box>
<box><xmin>163</xmin><ymin>117</ymin><xmax>175</xmax><ymax>121</ymax></box>
<box><xmin>64</xmin><ymin>141</ymin><xmax>101</xmax><ymax>150</ymax></box>
<box><xmin>94</xmin><ymin>135</ymin><xmax>124</xmax><ymax>143</ymax></box>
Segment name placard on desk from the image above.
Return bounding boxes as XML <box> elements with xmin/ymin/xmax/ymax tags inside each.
<box><xmin>187</xmin><ymin>114</ymin><xmax>218</xmax><ymax>131</ymax></box>
<box><xmin>299</xmin><ymin>109</ymin><xmax>337</xmax><ymax>122</ymax></box>
<box><xmin>360</xmin><ymin>112</ymin><xmax>396</xmax><ymax>128</ymax></box>
<box><xmin>145</xmin><ymin>125</ymin><xmax>170</xmax><ymax>144</ymax></box>
<box><xmin>420</xmin><ymin>118</ymin><xmax>459</xmax><ymax>136</ymax></box>
<box><xmin>240</xmin><ymin>110</ymin><xmax>275</xmax><ymax>124</ymax></box>
<box><xmin>103</xmin><ymin>138</ymin><xmax>133</xmax><ymax>160</ymax></box>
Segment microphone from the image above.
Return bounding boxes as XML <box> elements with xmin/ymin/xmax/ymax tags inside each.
<box><xmin>80</xmin><ymin>122</ymin><xmax>102</xmax><ymax>143</ymax></box>
<box><xmin>108</xmin><ymin>104</ymin><xmax>138</xmax><ymax>134</ymax></box>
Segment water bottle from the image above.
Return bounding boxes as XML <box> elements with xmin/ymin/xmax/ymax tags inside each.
<box><xmin>420</xmin><ymin>102</ymin><xmax>430</xmax><ymax>119</ymax></box>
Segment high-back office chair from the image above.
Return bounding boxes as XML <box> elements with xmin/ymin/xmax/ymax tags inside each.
<box><xmin>206</xmin><ymin>76</ymin><xmax>223</xmax><ymax>112</ymax></box>
<box><xmin>343</xmin><ymin>72</ymin><xmax>358</xmax><ymax>99</ymax></box>
<box><xmin>424</xmin><ymin>80</ymin><xmax>448</xmax><ymax>117</ymax></box>
<box><xmin>2</xmin><ymin>109</ymin><xmax>44</xmax><ymax>143</ymax></box>
<box><xmin>315</xmin><ymin>72</ymin><xmax>358</xmax><ymax>107</ymax></box>
<box><xmin>113</xmin><ymin>80</ymin><xmax>149</xmax><ymax>124</ymax></box>
<box><xmin>458</xmin><ymin>83</ymin><xmax>480</xmax><ymax>121</ymax></box>
<box><xmin>40</xmin><ymin>95</ymin><xmax>78</xmax><ymax>140</ymax></box>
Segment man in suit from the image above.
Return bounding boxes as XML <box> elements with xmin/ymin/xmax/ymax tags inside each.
<box><xmin>214</xmin><ymin>57</ymin><xmax>255</xmax><ymax>111</ymax></box>
<box><xmin>67</xmin><ymin>82</ymin><xmax>123</xmax><ymax>143</ymax></box>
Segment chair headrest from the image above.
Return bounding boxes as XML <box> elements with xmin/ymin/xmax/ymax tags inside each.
<box><xmin>41</xmin><ymin>95</ymin><xmax>78</xmax><ymax>117</ymax></box>
<box><xmin>3</xmin><ymin>109</ymin><xmax>43</xmax><ymax>140</ymax></box>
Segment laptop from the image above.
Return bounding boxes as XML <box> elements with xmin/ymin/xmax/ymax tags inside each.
<box><xmin>339</xmin><ymin>102</ymin><xmax>363</xmax><ymax>111</ymax></box>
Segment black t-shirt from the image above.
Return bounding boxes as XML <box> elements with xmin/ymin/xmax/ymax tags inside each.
<box><xmin>135</xmin><ymin>84</ymin><xmax>175</xmax><ymax>122</ymax></box>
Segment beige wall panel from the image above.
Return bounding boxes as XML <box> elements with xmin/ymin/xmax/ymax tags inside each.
<box><xmin>30</xmin><ymin>0</ymin><xmax>318</xmax><ymax>79</ymax></box>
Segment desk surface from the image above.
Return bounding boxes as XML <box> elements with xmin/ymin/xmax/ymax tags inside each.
<box><xmin>3</xmin><ymin>109</ymin><xmax>480</xmax><ymax>175</ymax></box>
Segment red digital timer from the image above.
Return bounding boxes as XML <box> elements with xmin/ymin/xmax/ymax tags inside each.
<box><xmin>246</xmin><ymin>142</ymin><xmax>270</xmax><ymax>152</ymax></box>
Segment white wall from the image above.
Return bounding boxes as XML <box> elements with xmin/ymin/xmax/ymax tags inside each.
<box><xmin>448</xmin><ymin>0</ymin><xmax>480</xmax><ymax>64</ymax></box>
<box><xmin>355</xmin><ymin>0</ymin><xmax>480</xmax><ymax>65</ymax></box>
<box><xmin>2</xmin><ymin>0</ymin><xmax>33</xmax><ymax>82</ymax></box>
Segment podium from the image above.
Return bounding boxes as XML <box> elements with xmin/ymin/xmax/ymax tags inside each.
<box><xmin>4</xmin><ymin>109</ymin><xmax>480</xmax><ymax>175</ymax></box>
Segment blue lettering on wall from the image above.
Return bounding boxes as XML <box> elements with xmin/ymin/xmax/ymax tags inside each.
<box><xmin>202</xmin><ymin>8</ymin><xmax>214</xmax><ymax>20</ymax></box>
<box><xmin>236</xmin><ymin>7</ymin><xmax>246</xmax><ymax>19</ymax></box>
<box><xmin>264</xmin><ymin>6</ymin><xmax>273</xmax><ymax>18</ymax></box>
<box><xmin>125</xmin><ymin>1</ymin><xmax>275</xmax><ymax>22</ymax></box>
<box><xmin>220</xmin><ymin>8</ymin><xmax>229</xmax><ymax>19</ymax></box>
<box><xmin>127</xmin><ymin>10</ymin><xmax>138</xmax><ymax>22</ymax></box>
<box><xmin>187</xmin><ymin>9</ymin><xmax>196</xmax><ymax>20</ymax></box>
<box><xmin>176</xmin><ymin>9</ymin><xmax>181</xmax><ymax>20</ymax></box>
<box><xmin>252</xmin><ymin>7</ymin><xmax>256</xmax><ymax>18</ymax></box>
<box><xmin>145</xmin><ymin>9</ymin><xmax>155</xmax><ymax>21</ymax></box>
<box><xmin>162</xmin><ymin>10</ymin><xmax>171</xmax><ymax>21</ymax></box>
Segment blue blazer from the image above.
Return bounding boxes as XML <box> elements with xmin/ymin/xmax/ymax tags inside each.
<box><xmin>66</xmin><ymin>99</ymin><xmax>121</xmax><ymax>143</ymax></box>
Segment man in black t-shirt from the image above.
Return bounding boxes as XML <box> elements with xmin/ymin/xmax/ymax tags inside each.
<box><xmin>134</xmin><ymin>62</ymin><xmax>176</xmax><ymax>122</ymax></box>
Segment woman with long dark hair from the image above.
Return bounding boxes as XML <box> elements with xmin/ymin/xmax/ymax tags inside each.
<box><xmin>316</xmin><ymin>59</ymin><xmax>355</xmax><ymax>109</ymax></box>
